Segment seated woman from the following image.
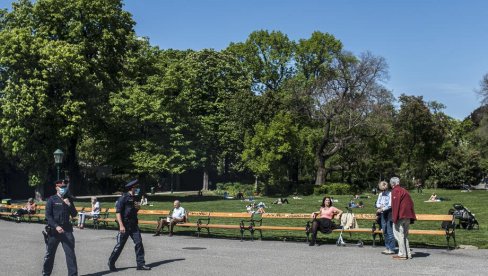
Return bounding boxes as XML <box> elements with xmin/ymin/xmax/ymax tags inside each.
<box><xmin>77</xmin><ymin>196</ymin><xmax>100</xmax><ymax>229</ymax></box>
<box><xmin>427</xmin><ymin>193</ymin><xmax>439</xmax><ymax>202</ymax></box>
<box><xmin>309</xmin><ymin>196</ymin><xmax>343</xmax><ymax>246</ymax></box>
<box><xmin>13</xmin><ymin>198</ymin><xmax>37</xmax><ymax>218</ymax></box>
<box><xmin>154</xmin><ymin>200</ymin><xmax>186</xmax><ymax>237</ymax></box>
<box><xmin>140</xmin><ymin>195</ymin><xmax>148</xmax><ymax>206</ymax></box>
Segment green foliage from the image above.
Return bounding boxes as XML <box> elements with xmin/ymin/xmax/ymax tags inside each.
<box><xmin>215</xmin><ymin>182</ymin><xmax>254</xmax><ymax>197</ymax></box>
<box><xmin>242</xmin><ymin>112</ymin><xmax>300</xmax><ymax>186</ymax></box>
<box><xmin>313</xmin><ymin>183</ymin><xmax>352</xmax><ymax>195</ymax></box>
<box><xmin>0</xmin><ymin>0</ymin><xmax>135</xmax><ymax>192</ymax></box>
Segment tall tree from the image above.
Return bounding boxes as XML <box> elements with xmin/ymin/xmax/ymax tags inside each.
<box><xmin>302</xmin><ymin>52</ymin><xmax>390</xmax><ymax>185</ymax></box>
<box><xmin>394</xmin><ymin>95</ymin><xmax>445</xmax><ymax>181</ymax></box>
<box><xmin>0</xmin><ymin>0</ymin><xmax>135</xmax><ymax>194</ymax></box>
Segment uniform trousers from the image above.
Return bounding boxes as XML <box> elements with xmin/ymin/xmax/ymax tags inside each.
<box><xmin>108</xmin><ymin>225</ymin><xmax>145</xmax><ymax>267</ymax></box>
<box><xmin>42</xmin><ymin>231</ymin><xmax>78</xmax><ymax>276</ymax></box>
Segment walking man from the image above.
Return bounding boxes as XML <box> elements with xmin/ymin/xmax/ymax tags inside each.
<box><xmin>390</xmin><ymin>177</ymin><xmax>416</xmax><ymax>260</ymax></box>
<box><xmin>43</xmin><ymin>180</ymin><xmax>78</xmax><ymax>276</ymax></box>
<box><xmin>108</xmin><ymin>179</ymin><xmax>151</xmax><ymax>271</ymax></box>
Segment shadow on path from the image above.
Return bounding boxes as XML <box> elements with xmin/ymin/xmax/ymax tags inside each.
<box><xmin>80</xmin><ymin>258</ymin><xmax>185</xmax><ymax>276</ymax></box>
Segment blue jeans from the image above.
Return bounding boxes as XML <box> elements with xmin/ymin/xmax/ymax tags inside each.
<box><xmin>381</xmin><ymin>211</ymin><xmax>395</xmax><ymax>251</ymax></box>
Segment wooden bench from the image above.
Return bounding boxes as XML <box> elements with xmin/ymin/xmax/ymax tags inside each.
<box><xmin>0</xmin><ymin>204</ymin><xmax>44</xmax><ymax>222</ymax></box>
<box><xmin>249</xmin><ymin>212</ymin><xmax>456</xmax><ymax>249</ymax></box>
<box><xmin>171</xmin><ymin>211</ymin><xmax>455</xmax><ymax>248</ymax></box>
<box><xmin>180</xmin><ymin>211</ymin><xmax>254</xmax><ymax>240</ymax></box>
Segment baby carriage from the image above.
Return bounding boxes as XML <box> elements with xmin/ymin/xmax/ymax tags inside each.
<box><xmin>336</xmin><ymin>207</ymin><xmax>363</xmax><ymax>247</ymax></box>
<box><xmin>452</xmin><ymin>204</ymin><xmax>479</xmax><ymax>230</ymax></box>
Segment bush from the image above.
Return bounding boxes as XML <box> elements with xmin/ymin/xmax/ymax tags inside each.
<box><xmin>313</xmin><ymin>183</ymin><xmax>352</xmax><ymax>195</ymax></box>
<box><xmin>313</xmin><ymin>184</ymin><xmax>328</xmax><ymax>195</ymax></box>
<box><xmin>215</xmin><ymin>182</ymin><xmax>254</xmax><ymax>197</ymax></box>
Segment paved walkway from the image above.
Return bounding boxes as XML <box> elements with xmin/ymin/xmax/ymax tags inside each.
<box><xmin>0</xmin><ymin>220</ymin><xmax>487</xmax><ymax>276</ymax></box>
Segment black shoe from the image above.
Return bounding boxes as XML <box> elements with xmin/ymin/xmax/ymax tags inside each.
<box><xmin>309</xmin><ymin>242</ymin><xmax>315</xmax><ymax>246</ymax></box>
<box><xmin>137</xmin><ymin>265</ymin><xmax>151</xmax><ymax>270</ymax></box>
<box><xmin>153</xmin><ymin>233</ymin><xmax>160</xmax><ymax>236</ymax></box>
<box><xmin>108</xmin><ymin>262</ymin><xmax>116</xmax><ymax>271</ymax></box>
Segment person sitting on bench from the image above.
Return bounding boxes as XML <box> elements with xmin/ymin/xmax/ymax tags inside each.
<box><xmin>153</xmin><ymin>200</ymin><xmax>186</xmax><ymax>237</ymax></box>
<box><xmin>309</xmin><ymin>196</ymin><xmax>343</xmax><ymax>246</ymax></box>
<box><xmin>77</xmin><ymin>196</ymin><xmax>100</xmax><ymax>229</ymax></box>
<box><xmin>12</xmin><ymin>198</ymin><xmax>37</xmax><ymax>219</ymax></box>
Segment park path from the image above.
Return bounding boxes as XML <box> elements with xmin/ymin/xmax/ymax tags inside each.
<box><xmin>0</xmin><ymin>219</ymin><xmax>487</xmax><ymax>276</ymax></box>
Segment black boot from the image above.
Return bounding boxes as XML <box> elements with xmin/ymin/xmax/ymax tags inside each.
<box><xmin>108</xmin><ymin>262</ymin><xmax>116</xmax><ymax>272</ymax></box>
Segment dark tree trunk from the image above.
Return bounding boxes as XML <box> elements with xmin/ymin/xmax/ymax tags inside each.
<box><xmin>65</xmin><ymin>136</ymin><xmax>83</xmax><ymax>196</ymax></box>
<box><xmin>315</xmin><ymin>157</ymin><xmax>326</xmax><ymax>185</ymax></box>
<box><xmin>202</xmin><ymin>170</ymin><xmax>209</xmax><ymax>191</ymax></box>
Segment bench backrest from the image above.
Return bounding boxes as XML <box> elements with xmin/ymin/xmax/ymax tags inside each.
<box><xmin>187</xmin><ymin>211</ymin><xmax>252</xmax><ymax>219</ymax></box>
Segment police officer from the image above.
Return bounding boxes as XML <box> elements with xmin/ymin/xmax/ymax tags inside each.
<box><xmin>108</xmin><ymin>179</ymin><xmax>151</xmax><ymax>271</ymax></box>
<box><xmin>43</xmin><ymin>180</ymin><xmax>78</xmax><ymax>276</ymax></box>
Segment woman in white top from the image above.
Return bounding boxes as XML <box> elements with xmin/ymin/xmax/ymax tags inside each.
<box><xmin>78</xmin><ymin>196</ymin><xmax>100</xmax><ymax>229</ymax></box>
<box><xmin>375</xmin><ymin>181</ymin><xmax>396</xmax><ymax>254</ymax></box>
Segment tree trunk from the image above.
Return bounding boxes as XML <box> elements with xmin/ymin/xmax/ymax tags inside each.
<box><xmin>66</xmin><ymin>136</ymin><xmax>83</xmax><ymax>196</ymax></box>
<box><xmin>315</xmin><ymin>156</ymin><xmax>326</xmax><ymax>185</ymax></box>
<box><xmin>202</xmin><ymin>170</ymin><xmax>209</xmax><ymax>191</ymax></box>
<box><xmin>35</xmin><ymin>183</ymin><xmax>44</xmax><ymax>201</ymax></box>
<box><xmin>254</xmin><ymin>175</ymin><xmax>258</xmax><ymax>192</ymax></box>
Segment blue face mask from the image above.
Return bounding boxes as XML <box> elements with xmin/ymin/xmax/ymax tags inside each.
<box><xmin>59</xmin><ymin>187</ymin><xmax>68</xmax><ymax>197</ymax></box>
<box><xmin>134</xmin><ymin>188</ymin><xmax>140</xmax><ymax>196</ymax></box>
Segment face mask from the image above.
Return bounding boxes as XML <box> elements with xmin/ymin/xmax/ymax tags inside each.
<box><xmin>59</xmin><ymin>187</ymin><xmax>68</xmax><ymax>197</ymax></box>
<box><xmin>134</xmin><ymin>188</ymin><xmax>140</xmax><ymax>196</ymax></box>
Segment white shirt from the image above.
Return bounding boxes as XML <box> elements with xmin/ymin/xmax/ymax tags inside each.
<box><xmin>91</xmin><ymin>201</ymin><xmax>100</xmax><ymax>215</ymax></box>
<box><xmin>171</xmin><ymin>207</ymin><xmax>186</xmax><ymax>219</ymax></box>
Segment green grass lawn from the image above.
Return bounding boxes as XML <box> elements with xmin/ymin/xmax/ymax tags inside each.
<box><xmin>74</xmin><ymin>188</ymin><xmax>488</xmax><ymax>249</ymax></box>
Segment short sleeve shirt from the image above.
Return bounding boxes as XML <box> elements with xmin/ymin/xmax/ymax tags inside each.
<box><xmin>171</xmin><ymin>207</ymin><xmax>186</xmax><ymax>219</ymax></box>
<box><xmin>319</xmin><ymin>206</ymin><xmax>339</xmax><ymax>219</ymax></box>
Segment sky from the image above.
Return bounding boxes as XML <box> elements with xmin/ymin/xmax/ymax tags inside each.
<box><xmin>2</xmin><ymin>0</ymin><xmax>488</xmax><ymax>119</ymax></box>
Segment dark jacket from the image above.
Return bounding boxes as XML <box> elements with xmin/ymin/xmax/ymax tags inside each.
<box><xmin>45</xmin><ymin>195</ymin><xmax>78</xmax><ymax>232</ymax></box>
<box><xmin>116</xmin><ymin>193</ymin><xmax>139</xmax><ymax>227</ymax></box>
<box><xmin>392</xmin><ymin>185</ymin><xmax>416</xmax><ymax>224</ymax></box>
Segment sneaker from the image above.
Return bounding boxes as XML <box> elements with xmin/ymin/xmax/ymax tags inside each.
<box><xmin>392</xmin><ymin>255</ymin><xmax>408</xmax><ymax>260</ymax></box>
<box><xmin>381</xmin><ymin>249</ymin><xmax>395</xmax><ymax>255</ymax></box>
<box><xmin>153</xmin><ymin>233</ymin><xmax>160</xmax><ymax>236</ymax></box>
<box><xmin>168</xmin><ymin>232</ymin><xmax>173</xmax><ymax>237</ymax></box>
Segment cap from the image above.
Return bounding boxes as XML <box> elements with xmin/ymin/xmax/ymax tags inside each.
<box><xmin>55</xmin><ymin>180</ymin><xmax>67</xmax><ymax>187</ymax></box>
<box><xmin>125</xmin><ymin>179</ymin><xmax>139</xmax><ymax>189</ymax></box>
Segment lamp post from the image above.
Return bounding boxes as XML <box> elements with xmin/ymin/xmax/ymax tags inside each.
<box><xmin>53</xmin><ymin>149</ymin><xmax>64</xmax><ymax>180</ymax></box>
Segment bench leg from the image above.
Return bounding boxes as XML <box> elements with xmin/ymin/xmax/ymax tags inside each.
<box><xmin>446</xmin><ymin>232</ymin><xmax>456</xmax><ymax>250</ymax></box>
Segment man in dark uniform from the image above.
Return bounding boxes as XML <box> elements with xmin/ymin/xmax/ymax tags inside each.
<box><xmin>108</xmin><ymin>179</ymin><xmax>151</xmax><ymax>271</ymax></box>
<box><xmin>43</xmin><ymin>180</ymin><xmax>78</xmax><ymax>276</ymax></box>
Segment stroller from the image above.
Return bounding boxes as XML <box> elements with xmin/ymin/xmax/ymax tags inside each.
<box><xmin>452</xmin><ymin>204</ymin><xmax>479</xmax><ymax>230</ymax></box>
<box><xmin>336</xmin><ymin>207</ymin><xmax>363</xmax><ymax>247</ymax></box>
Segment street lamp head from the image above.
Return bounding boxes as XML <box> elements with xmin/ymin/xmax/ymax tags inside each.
<box><xmin>53</xmin><ymin>149</ymin><xmax>64</xmax><ymax>164</ymax></box>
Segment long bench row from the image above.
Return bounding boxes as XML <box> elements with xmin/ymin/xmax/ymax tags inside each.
<box><xmin>0</xmin><ymin>204</ymin><xmax>456</xmax><ymax>249</ymax></box>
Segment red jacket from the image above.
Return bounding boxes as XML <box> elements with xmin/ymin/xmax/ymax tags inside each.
<box><xmin>391</xmin><ymin>185</ymin><xmax>416</xmax><ymax>224</ymax></box>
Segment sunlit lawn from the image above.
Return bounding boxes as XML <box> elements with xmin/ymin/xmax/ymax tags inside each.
<box><xmin>74</xmin><ymin>188</ymin><xmax>488</xmax><ymax>248</ymax></box>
